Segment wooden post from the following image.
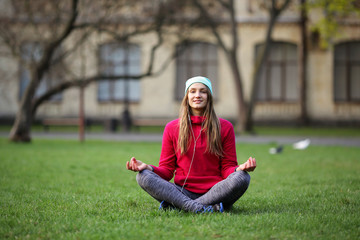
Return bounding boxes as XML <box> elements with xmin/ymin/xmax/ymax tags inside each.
<box><xmin>79</xmin><ymin>85</ymin><xmax>85</xmax><ymax>142</ymax></box>
<box><xmin>79</xmin><ymin>44</ymin><xmax>86</xmax><ymax>142</ymax></box>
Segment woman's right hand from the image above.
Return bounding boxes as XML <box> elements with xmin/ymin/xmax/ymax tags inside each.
<box><xmin>126</xmin><ymin>157</ymin><xmax>152</xmax><ymax>172</ymax></box>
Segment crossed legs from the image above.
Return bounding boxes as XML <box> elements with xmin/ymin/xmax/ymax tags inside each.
<box><xmin>136</xmin><ymin>170</ymin><xmax>250</xmax><ymax>212</ymax></box>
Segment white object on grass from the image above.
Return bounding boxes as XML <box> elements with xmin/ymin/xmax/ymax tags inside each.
<box><xmin>269</xmin><ymin>145</ymin><xmax>283</xmax><ymax>154</ymax></box>
<box><xmin>293</xmin><ymin>139</ymin><xmax>310</xmax><ymax>150</ymax></box>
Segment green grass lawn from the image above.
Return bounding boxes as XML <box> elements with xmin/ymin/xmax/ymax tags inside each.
<box><xmin>1</xmin><ymin>124</ymin><xmax>360</xmax><ymax>137</ymax></box>
<box><xmin>0</xmin><ymin>138</ymin><xmax>359</xmax><ymax>239</ymax></box>
<box><xmin>252</xmin><ymin>126</ymin><xmax>360</xmax><ymax>137</ymax></box>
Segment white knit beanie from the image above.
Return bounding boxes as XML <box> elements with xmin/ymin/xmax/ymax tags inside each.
<box><xmin>184</xmin><ymin>76</ymin><xmax>213</xmax><ymax>95</ymax></box>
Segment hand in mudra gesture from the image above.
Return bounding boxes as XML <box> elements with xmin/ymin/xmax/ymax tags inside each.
<box><xmin>237</xmin><ymin>157</ymin><xmax>256</xmax><ymax>172</ymax></box>
<box><xmin>126</xmin><ymin>157</ymin><xmax>152</xmax><ymax>172</ymax></box>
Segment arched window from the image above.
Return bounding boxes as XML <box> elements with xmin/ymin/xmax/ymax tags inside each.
<box><xmin>98</xmin><ymin>43</ymin><xmax>141</xmax><ymax>102</ymax></box>
<box><xmin>255</xmin><ymin>42</ymin><xmax>299</xmax><ymax>102</ymax></box>
<box><xmin>334</xmin><ymin>41</ymin><xmax>360</xmax><ymax>102</ymax></box>
<box><xmin>175</xmin><ymin>42</ymin><xmax>218</xmax><ymax>100</ymax></box>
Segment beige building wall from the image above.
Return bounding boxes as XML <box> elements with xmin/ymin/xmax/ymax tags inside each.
<box><xmin>0</xmin><ymin>47</ymin><xmax>18</xmax><ymax>115</ymax></box>
<box><xmin>307</xmin><ymin>22</ymin><xmax>360</xmax><ymax>122</ymax></box>
<box><xmin>240</xmin><ymin>22</ymin><xmax>303</xmax><ymax>121</ymax></box>
<box><xmin>0</xmin><ymin>1</ymin><xmax>359</xmax><ymax>125</ymax></box>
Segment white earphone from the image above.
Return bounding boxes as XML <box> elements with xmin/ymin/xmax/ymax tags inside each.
<box><xmin>181</xmin><ymin>114</ymin><xmax>204</xmax><ymax>193</ymax></box>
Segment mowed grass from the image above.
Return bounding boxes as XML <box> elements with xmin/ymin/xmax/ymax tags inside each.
<box><xmin>1</xmin><ymin>125</ymin><xmax>360</xmax><ymax>136</ymax></box>
<box><xmin>0</xmin><ymin>138</ymin><xmax>359</xmax><ymax>240</ymax></box>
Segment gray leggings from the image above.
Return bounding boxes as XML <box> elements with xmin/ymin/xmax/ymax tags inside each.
<box><xmin>136</xmin><ymin>170</ymin><xmax>250</xmax><ymax>212</ymax></box>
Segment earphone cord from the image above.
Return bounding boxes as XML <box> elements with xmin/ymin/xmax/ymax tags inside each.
<box><xmin>180</xmin><ymin>116</ymin><xmax>204</xmax><ymax>193</ymax></box>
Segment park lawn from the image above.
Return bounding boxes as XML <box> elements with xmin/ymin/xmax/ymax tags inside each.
<box><xmin>1</xmin><ymin>125</ymin><xmax>360</xmax><ymax>136</ymax></box>
<box><xmin>0</xmin><ymin>138</ymin><xmax>359</xmax><ymax>239</ymax></box>
<box><xmin>252</xmin><ymin>126</ymin><xmax>360</xmax><ymax>137</ymax></box>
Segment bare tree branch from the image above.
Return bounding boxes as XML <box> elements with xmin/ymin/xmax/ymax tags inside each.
<box><xmin>32</xmin><ymin>1</ymin><xmax>177</xmax><ymax>116</ymax></box>
<box><xmin>32</xmin><ymin>41</ymin><xmax>179</xmax><ymax>114</ymax></box>
<box><xmin>50</xmin><ymin>28</ymin><xmax>93</xmax><ymax>68</ymax></box>
<box><xmin>246</xmin><ymin>0</ymin><xmax>292</xmax><ymax>130</ymax></box>
<box><xmin>217</xmin><ymin>0</ymin><xmax>231</xmax><ymax>10</ymax></box>
<box><xmin>37</xmin><ymin>0</ymin><xmax>79</xmax><ymax>78</ymax></box>
<box><xmin>31</xmin><ymin>60</ymin><xmax>171</xmax><ymax>115</ymax></box>
<box><xmin>4</xmin><ymin>0</ymin><xmax>181</xmax><ymax>141</ymax></box>
<box><xmin>227</xmin><ymin>0</ymin><xmax>238</xmax><ymax>52</ymax></box>
<box><xmin>0</xmin><ymin>23</ymin><xmax>20</xmax><ymax>58</ymax></box>
<box><xmin>191</xmin><ymin>0</ymin><xmax>230</xmax><ymax>55</ymax></box>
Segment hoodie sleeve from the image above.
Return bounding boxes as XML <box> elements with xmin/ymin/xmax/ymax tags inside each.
<box><xmin>150</xmin><ymin>122</ymin><xmax>177</xmax><ymax>181</ymax></box>
<box><xmin>220</xmin><ymin>120</ymin><xmax>239</xmax><ymax>178</ymax></box>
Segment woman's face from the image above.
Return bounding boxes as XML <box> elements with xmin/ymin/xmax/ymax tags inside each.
<box><xmin>187</xmin><ymin>83</ymin><xmax>208</xmax><ymax>116</ymax></box>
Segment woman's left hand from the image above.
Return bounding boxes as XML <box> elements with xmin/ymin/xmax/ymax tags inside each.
<box><xmin>237</xmin><ymin>157</ymin><xmax>256</xmax><ymax>172</ymax></box>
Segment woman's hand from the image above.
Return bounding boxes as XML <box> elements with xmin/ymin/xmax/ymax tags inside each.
<box><xmin>237</xmin><ymin>157</ymin><xmax>256</xmax><ymax>172</ymax></box>
<box><xmin>126</xmin><ymin>157</ymin><xmax>152</xmax><ymax>172</ymax></box>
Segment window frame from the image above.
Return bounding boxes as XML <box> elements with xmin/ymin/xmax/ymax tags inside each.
<box><xmin>255</xmin><ymin>41</ymin><xmax>299</xmax><ymax>103</ymax></box>
<box><xmin>175</xmin><ymin>42</ymin><xmax>218</xmax><ymax>101</ymax></box>
<box><xmin>97</xmin><ymin>42</ymin><xmax>141</xmax><ymax>103</ymax></box>
<box><xmin>333</xmin><ymin>41</ymin><xmax>360</xmax><ymax>103</ymax></box>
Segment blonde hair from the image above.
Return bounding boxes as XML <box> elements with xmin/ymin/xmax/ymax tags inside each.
<box><xmin>178</xmin><ymin>88</ymin><xmax>223</xmax><ymax>157</ymax></box>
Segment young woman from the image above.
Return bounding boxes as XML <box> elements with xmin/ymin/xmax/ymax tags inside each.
<box><xmin>126</xmin><ymin>76</ymin><xmax>256</xmax><ymax>213</ymax></box>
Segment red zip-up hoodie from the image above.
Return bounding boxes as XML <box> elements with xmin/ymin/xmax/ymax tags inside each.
<box><xmin>151</xmin><ymin>116</ymin><xmax>239</xmax><ymax>194</ymax></box>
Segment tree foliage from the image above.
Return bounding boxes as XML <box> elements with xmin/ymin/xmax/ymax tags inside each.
<box><xmin>307</xmin><ymin>0</ymin><xmax>360</xmax><ymax>48</ymax></box>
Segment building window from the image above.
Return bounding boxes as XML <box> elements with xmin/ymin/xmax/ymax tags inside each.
<box><xmin>334</xmin><ymin>41</ymin><xmax>360</xmax><ymax>102</ymax></box>
<box><xmin>175</xmin><ymin>42</ymin><xmax>218</xmax><ymax>100</ymax></box>
<box><xmin>98</xmin><ymin>43</ymin><xmax>141</xmax><ymax>102</ymax></box>
<box><xmin>19</xmin><ymin>42</ymin><xmax>62</xmax><ymax>101</ymax></box>
<box><xmin>255</xmin><ymin>42</ymin><xmax>299</xmax><ymax>102</ymax></box>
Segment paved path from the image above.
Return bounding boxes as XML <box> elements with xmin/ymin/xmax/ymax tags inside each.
<box><xmin>2</xmin><ymin>132</ymin><xmax>359</xmax><ymax>147</ymax></box>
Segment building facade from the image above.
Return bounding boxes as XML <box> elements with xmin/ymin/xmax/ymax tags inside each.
<box><xmin>0</xmin><ymin>1</ymin><xmax>359</xmax><ymax>127</ymax></box>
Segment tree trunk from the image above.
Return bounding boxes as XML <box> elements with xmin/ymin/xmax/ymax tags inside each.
<box><xmin>299</xmin><ymin>0</ymin><xmax>309</xmax><ymax>125</ymax></box>
<box><xmin>9</xmin><ymin>108</ymin><xmax>32</xmax><ymax>142</ymax></box>
<box><xmin>9</xmin><ymin>69</ymin><xmax>40</xmax><ymax>142</ymax></box>
<box><xmin>229</xmin><ymin>50</ymin><xmax>247</xmax><ymax>133</ymax></box>
<box><xmin>246</xmin><ymin>15</ymin><xmax>277</xmax><ymax>132</ymax></box>
<box><xmin>245</xmin><ymin>0</ymin><xmax>292</xmax><ymax>132</ymax></box>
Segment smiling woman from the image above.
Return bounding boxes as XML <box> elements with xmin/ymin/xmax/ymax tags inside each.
<box><xmin>126</xmin><ymin>76</ymin><xmax>257</xmax><ymax>213</ymax></box>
